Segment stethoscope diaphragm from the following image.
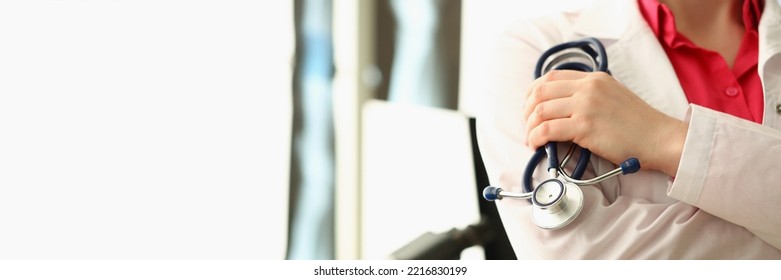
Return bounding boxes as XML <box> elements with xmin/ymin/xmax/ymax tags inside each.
<box><xmin>531</xmin><ymin>180</ymin><xmax>584</xmax><ymax>230</ymax></box>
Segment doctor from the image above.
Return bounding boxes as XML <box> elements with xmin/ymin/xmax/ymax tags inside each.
<box><xmin>477</xmin><ymin>0</ymin><xmax>781</xmax><ymax>258</ymax></box>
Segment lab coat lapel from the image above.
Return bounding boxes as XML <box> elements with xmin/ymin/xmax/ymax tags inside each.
<box><xmin>759</xmin><ymin>0</ymin><xmax>781</xmax><ymax>127</ymax></box>
<box><xmin>759</xmin><ymin>0</ymin><xmax>781</xmax><ymax>64</ymax></box>
<box><xmin>571</xmin><ymin>0</ymin><xmax>690</xmax><ymax>120</ymax></box>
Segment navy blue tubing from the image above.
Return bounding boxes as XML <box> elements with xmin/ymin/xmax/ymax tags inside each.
<box><xmin>523</xmin><ymin>37</ymin><xmax>608</xmax><ymax>194</ymax></box>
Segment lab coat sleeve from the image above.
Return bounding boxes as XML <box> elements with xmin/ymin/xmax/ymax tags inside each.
<box><xmin>476</xmin><ymin>18</ymin><xmax>781</xmax><ymax>259</ymax></box>
<box><xmin>669</xmin><ymin>105</ymin><xmax>781</xmax><ymax>250</ymax></box>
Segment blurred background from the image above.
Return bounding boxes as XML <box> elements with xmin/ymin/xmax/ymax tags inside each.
<box><xmin>0</xmin><ymin>0</ymin><xmax>588</xmax><ymax>260</ymax></box>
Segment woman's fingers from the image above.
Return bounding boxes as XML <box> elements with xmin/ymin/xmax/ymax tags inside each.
<box><xmin>522</xmin><ymin>70</ymin><xmax>593</xmax><ymax>149</ymax></box>
<box><xmin>523</xmin><ymin>80</ymin><xmax>579</xmax><ymax>120</ymax></box>
<box><xmin>539</xmin><ymin>69</ymin><xmax>591</xmax><ymax>83</ymax></box>
<box><xmin>525</xmin><ymin>97</ymin><xmax>574</xmax><ymax>138</ymax></box>
<box><xmin>526</xmin><ymin>118</ymin><xmax>580</xmax><ymax>149</ymax></box>
<box><xmin>524</xmin><ymin>70</ymin><xmax>589</xmax><ymax>102</ymax></box>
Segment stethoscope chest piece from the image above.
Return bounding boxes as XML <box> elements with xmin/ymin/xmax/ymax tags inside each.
<box><xmin>530</xmin><ymin>179</ymin><xmax>584</xmax><ymax>230</ymax></box>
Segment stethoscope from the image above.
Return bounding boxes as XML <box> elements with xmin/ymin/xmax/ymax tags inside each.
<box><xmin>482</xmin><ymin>37</ymin><xmax>641</xmax><ymax>230</ymax></box>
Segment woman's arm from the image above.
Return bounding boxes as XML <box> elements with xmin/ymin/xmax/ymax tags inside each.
<box><xmin>670</xmin><ymin>105</ymin><xmax>781</xmax><ymax>250</ymax></box>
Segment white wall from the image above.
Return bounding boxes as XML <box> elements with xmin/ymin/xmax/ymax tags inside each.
<box><xmin>361</xmin><ymin>100</ymin><xmax>481</xmax><ymax>260</ymax></box>
<box><xmin>0</xmin><ymin>0</ymin><xmax>292</xmax><ymax>259</ymax></box>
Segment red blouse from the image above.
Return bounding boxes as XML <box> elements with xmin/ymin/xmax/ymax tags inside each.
<box><xmin>637</xmin><ymin>0</ymin><xmax>765</xmax><ymax>123</ymax></box>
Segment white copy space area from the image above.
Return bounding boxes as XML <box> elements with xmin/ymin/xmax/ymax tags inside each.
<box><xmin>361</xmin><ymin>100</ymin><xmax>481</xmax><ymax>259</ymax></box>
<box><xmin>0</xmin><ymin>1</ymin><xmax>291</xmax><ymax>259</ymax></box>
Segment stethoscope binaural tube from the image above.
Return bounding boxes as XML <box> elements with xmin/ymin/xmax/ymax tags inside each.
<box><xmin>482</xmin><ymin>157</ymin><xmax>639</xmax><ymax>229</ymax></box>
<box><xmin>483</xmin><ymin>158</ymin><xmax>640</xmax><ymax>202</ymax></box>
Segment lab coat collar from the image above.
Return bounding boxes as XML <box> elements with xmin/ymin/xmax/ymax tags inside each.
<box><xmin>571</xmin><ymin>0</ymin><xmax>642</xmax><ymax>40</ymax></box>
<box><xmin>759</xmin><ymin>0</ymin><xmax>781</xmax><ymax>67</ymax></box>
<box><xmin>759</xmin><ymin>0</ymin><xmax>781</xmax><ymax>126</ymax></box>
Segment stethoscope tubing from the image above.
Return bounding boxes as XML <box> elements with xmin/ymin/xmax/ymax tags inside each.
<box><xmin>483</xmin><ymin>37</ymin><xmax>640</xmax><ymax>230</ymax></box>
<box><xmin>523</xmin><ymin>37</ymin><xmax>610</xmax><ymax>194</ymax></box>
<box><xmin>534</xmin><ymin>37</ymin><xmax>609</xmax><ymax>77</ymax></box>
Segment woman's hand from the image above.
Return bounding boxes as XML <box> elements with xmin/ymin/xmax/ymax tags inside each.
<box><xmin>522</xmin><ymin>70</ymin><xmax>688</xmax><ymax>177</ymax></box>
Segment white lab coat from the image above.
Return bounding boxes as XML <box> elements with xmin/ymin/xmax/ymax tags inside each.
<box><xmin>477</xmin><ymin>0</ymin><xmax>781</xmax><ymax>259</ymax></box>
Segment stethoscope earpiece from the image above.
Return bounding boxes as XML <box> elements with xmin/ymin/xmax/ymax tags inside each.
<box><xmin>482</xmin><ymin>186</ymin><xmax>502</xmax><ymax>201</ymax></box>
